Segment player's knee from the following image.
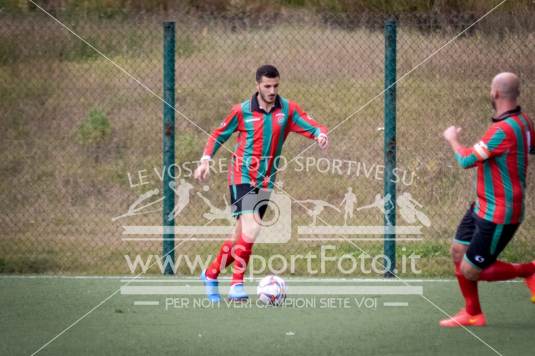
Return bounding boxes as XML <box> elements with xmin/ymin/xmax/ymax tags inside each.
<box><xmin>460</xmin><ymin>261</ymin><xmax>480</xmax><ymax>281</ymax></box>
<box><xmin>242</xmin><ymin>225</ymin><xmax>260</xmax><ymax>238</ymax></box>
<box><xmin>232</xmin><ymin>220</ymin><xmax>242</xmax><ymax>242</ymax></box>
<box><xmin>450</xmin><ymin>244</ymin><xmax>466</xmax><ymax>263</ymax></box>
<box><xmin>240</xmin><ymin>215</ymin><xmax>261</xmax><ymax>237</ymax></box>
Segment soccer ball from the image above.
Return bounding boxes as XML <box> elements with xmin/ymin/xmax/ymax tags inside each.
<box><xmin>257</xmin><ymin>275</ymin><xmax>287</xmax><ymax>305</ymax></box>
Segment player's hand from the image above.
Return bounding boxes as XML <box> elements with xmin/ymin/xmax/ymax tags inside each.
<box><xmin>194</xmin><ymin>159</ymin><xmax>210</xmax><ymax>182</ymax></box>
<box><xmin>443</xmin><ymin>126</ymin><xmax>461</xmax><ymax>142</ymax></box>
<box><xmin>315</xmin><ymin>134</ymin><xmax>329</xmax><ymax>150</ymax></box>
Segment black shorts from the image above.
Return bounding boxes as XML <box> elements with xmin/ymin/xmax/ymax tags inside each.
<box><xmin>454</xmin><ymin>206</ymin><xmax>519</xmax><ymax>269</ymax></box>
<box><xmin>229</xmin><ymin>184</ymin><xmax>272</xmax><ymax>219</ymax></box>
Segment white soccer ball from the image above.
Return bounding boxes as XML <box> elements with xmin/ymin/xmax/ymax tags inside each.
<box><xmin>257</xmin><ymin>275</ymin><xmax>287</xmax><ymax>306</ymax></box>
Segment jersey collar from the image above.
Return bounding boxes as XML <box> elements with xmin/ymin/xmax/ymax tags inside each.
<box><xmin>492</xmin><ymin>106</ymin><xmax>521</xmax><ymax>122</ymax></box>
<box><xmin>251</xmin><ymin>92</ymin><xmax>281</xmax><ymax>114</ymax></box>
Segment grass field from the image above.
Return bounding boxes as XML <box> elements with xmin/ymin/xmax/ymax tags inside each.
<box><xmin>1</xmin><ymin>275</ymin><xmax>534</xmax><ymax>355</ymax></box>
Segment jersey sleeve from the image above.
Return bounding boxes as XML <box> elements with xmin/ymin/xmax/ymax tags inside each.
<box><xmin>202</xmin><ymin>105</ymin><xmax>240</xmax><ymax>159</ymax></box>
<box><xmin>525</xmin><ymin>115</ymin><xmax>535</xmax><ymax>155</ymax></box>
<box><xmin>454</xmin><ymin>124</ymin><xmax>508</xmax><ymax>169</ymax></box>
<box><xmin>289</xmin><ymin>102</ymin><xmax>328</xmax><ymax>140</ymax></box>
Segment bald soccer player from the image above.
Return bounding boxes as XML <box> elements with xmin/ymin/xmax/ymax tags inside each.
<box><xmin>441</xmin><ymin>72</ymin><xmax>535</xmax><ymax>327</ymax></box>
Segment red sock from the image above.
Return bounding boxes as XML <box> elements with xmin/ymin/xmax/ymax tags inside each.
<box><xmin>455</xmin><ymin>261</ymin><xmax>482</xmax><ymax>315</ymax></box>
<box><xmin>231</xmin><ymin>234</ymin><xmax>254</xmax><ymax>285</ymax></box>
<box><xmin>205</xmin><ymin>240</ymin><xmax>234</xmax><ymax>279</ymax></box>
<box><xmin>479</xmin><ymin>260</ymin><xmax>535</xmax><ymax>281</ymax></box>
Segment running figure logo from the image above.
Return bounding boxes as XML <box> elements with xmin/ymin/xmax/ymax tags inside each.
<box><xmin>340</xmin><ymin>187</ymin><xmax>357</xmax><ymax>225</ymax></box>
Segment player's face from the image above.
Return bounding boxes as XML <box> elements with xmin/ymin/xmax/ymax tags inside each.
<box><xmin>257</xmin><ymin>76</ymin><xmax>279</xmax><ymax>104</ymax></box>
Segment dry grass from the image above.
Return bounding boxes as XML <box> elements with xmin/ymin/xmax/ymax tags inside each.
<box><xmin>2</xmin><ymin>13</ymin><xmax>535</xmax><ymax>274</ymax></box>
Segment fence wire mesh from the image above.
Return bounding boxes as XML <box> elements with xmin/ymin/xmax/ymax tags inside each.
<box><xmin>2</xmin><ymin>9</ymin><xmax>535</xmax><ymax>276</ymax></box>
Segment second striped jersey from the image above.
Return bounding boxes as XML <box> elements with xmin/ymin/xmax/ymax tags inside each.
<box><xmin>454</xmin><ymin>107</ymin><xmax>535</xmax><ymax>224</ymax></box>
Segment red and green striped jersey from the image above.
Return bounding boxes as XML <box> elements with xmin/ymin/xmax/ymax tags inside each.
<box><xmin>202</xmin><ymin>93</ymin><xmax>328</xmax><ymax>189</ymax></box>
<box><xmin>454</xmin><ymin>107</ymin><xmax>535</xmax><ymax>224</ymax></box>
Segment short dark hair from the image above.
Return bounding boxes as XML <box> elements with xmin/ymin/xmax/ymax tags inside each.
<box><xmin>256</xmin><ymin>64</ymin><xmax>279</xmax><ymax>82</ymax></box>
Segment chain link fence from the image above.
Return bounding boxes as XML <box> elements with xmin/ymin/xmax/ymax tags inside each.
<box><xmin>2</xmin><ymin>8</ymin><xmax>535</xmax><ymax>276</ymax></box>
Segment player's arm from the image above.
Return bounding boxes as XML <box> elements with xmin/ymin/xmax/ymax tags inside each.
<box><xmin>443</xmin><ymin>125</ymin><xmax>508</xmax><ymax>169</ymax></box>
<box><xmin>289</xmin><ymin>102</ymin><xmax>329</xmax><ymax>149</ymax></box>
<box><xmin>525</xmin><ymin>115</ymin><xmax>535</xmax><ymax>155</ymax></box>
<box><xmin>202</xmin><ymin>105</ymin><xmax>241</xmax><ymax>160</ymax></box>
<box><xmin>194</xmin><ymin>106</ymin><xmax>240</xmax><ymax>181</ymax></box>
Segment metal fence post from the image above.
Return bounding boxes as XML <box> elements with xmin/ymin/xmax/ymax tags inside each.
<box><xmin>384</xmin><ymin>19</ymin><xmax>397</xmax><ymax>278</ymax></box>
<box><xmin>162</xmin><ymin>21</ymin><xmax>176</xmax><ymax>275</ymax></box>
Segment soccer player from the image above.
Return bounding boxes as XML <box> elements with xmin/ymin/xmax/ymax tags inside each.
<box><xmin>194</xmin><ymin>64</ymin><xmax>329</xmax><ymax>301</ymax></box>
<box><xmin>441</xmin><ymin>72</ymin><xmax>535</xmax><ymax>327</ymax></box>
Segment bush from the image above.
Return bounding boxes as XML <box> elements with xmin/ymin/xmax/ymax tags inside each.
<box><xmin>77</xmin><ymin>108</ymin><xmax>112</xmax><ymax>162</ymax></box>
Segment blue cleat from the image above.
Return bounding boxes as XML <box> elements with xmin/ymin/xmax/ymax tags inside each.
<box><xmin>200</xmin><ymin>270</ymin><xmax>221</xmax><ymax>302</ymax></box>
<box><xmin>228</xmin><ymin>283</ymin><xmax>248</xmax><ymax>301</ymax></box>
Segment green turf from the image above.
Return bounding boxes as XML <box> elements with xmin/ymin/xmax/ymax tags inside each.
<box><xmin>0</xmin><ymin>276</ymin><xmax>533</xmax><ymax>355</ymax></box>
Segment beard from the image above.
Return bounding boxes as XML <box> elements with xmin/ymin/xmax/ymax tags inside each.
<box><xmin>260</xmin><ymin>92</ymin><xmax>276</xmax><ymax>104</ymax></box>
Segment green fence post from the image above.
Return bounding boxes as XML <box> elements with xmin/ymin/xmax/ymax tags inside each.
<box><xmin>162</xmin><ymin>21</ymin><xmax>175</xmax><ymax>275</ymax></box>
<box><xmin>384</xmin><ymin>19</ymin><xmax>397</xmax><ymax>278</ymax></box>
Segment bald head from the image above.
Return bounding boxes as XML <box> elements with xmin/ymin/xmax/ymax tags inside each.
<box><xmin>491</xmin><ymin>72</ymin><xmax>520</xmax><ymax>100</ymax></box>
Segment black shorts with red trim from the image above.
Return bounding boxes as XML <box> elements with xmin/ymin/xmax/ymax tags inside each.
<box><xmin>229</xmin><ymin>183</ymin><xmax>272</xmax><ymax>219</ymax></box>
<box><xmin>454</xmin><ymin>205</ymin><xmax>519</xmax><ymax>269</ymax></box>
